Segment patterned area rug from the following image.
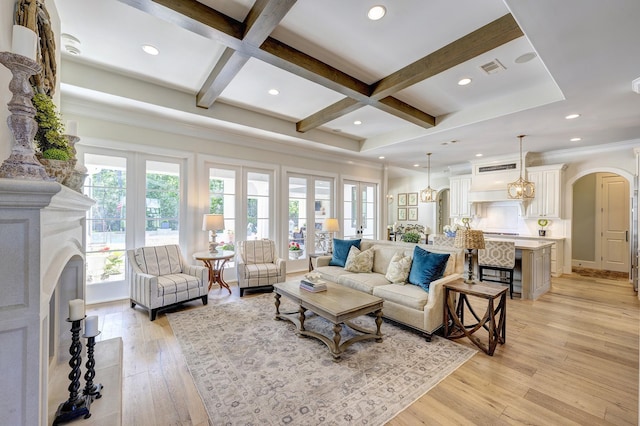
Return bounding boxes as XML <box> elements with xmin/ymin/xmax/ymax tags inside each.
<box><xmin>168</xmin><ymin>295</ymin><xmax>476</xmax><ymax>425</ymax></box>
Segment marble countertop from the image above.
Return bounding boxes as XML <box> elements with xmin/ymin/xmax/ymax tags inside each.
<box><xmin>484</xmin><ymin>238</ymin><xmax>555</xmax><ymax>250</ymax></box>
<box><xmin>484</xmin><ymin>234</ymin><xmax>565</xmax><ymax>241</ymax></box>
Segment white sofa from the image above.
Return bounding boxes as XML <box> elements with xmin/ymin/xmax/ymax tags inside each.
<box><xmin>313</xmin><ymin>239</ymin><xmax>464</xmax><ymax>340</ymax></box>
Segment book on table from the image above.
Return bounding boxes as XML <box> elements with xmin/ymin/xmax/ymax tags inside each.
<box><xmin>300</xmin><ymin>279</ymin><xmax>327</xmax><ymax>292</ymax></box>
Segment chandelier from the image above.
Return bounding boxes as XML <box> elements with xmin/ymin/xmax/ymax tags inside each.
<box><xmin>420</xmin><ymin>152</ymin><xmax>437</xmax><ymax>203</ymax></box>
<box><xmin>507</xmin><ymin>135</ymin><xmax>535</xmax><ymax>199</ymax></box>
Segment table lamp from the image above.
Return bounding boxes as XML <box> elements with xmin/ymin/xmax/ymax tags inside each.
<box><xmin>323</xmin><ymin>218</ymin><xmax>340</xmax><ymax>254</ymax></box>
<box><xmin>202</xmin><ymin>214</ymin><xmax>224</xmax><ymax>253</ymax></box>
<box><xmin>454</xmin><ymin>228</ymin><xmax>485</xmax><ymax>283</ymax></box>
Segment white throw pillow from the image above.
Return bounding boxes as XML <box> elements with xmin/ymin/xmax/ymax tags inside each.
<box><xmin>385</xmin><ymin>253</ymin><xmax>412</xmax><ymax>284</ymax></box>
<box><xmin>344</xmin><ymin>246</ymin><xmax>374</xmax><ymax>273</ymax></box>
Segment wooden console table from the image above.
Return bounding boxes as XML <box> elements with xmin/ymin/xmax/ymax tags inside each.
<box><xmin>443</xmin><ymin>280</ymin><xmax>507</xmax><ymax>356</ymax></box>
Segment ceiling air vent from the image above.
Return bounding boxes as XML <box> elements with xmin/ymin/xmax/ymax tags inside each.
<box><xmin>480</xmin><ymin>59</ymin><xmax>506</xmax><ymax>75</ymax></box>
<box><xmin>478</xmin><ymin>163</ymin><xmax>516</xmax><ymax>173</ymax></box>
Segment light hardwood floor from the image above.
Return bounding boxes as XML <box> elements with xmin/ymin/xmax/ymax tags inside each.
<box><xmin>89</xmin><ymin>273</ymin><xmax>639</xmax><ymax>425</ymax></box>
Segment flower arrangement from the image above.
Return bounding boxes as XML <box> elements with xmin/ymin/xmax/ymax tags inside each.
<box><xmin>443</xmin><ymin>224</ymin><xmax>462</xmax><ymax>237</ymax></box>
<box><xmin>32</xmin><ymin>93</ymin><xmax>72</xmax><ymax>160</ymax></box>
<box><xmin>289</xmin><ymin>242</ymin><xmax>301</xmax><ymax>251</ymax></box>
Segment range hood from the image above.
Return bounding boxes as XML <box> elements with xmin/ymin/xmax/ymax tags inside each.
<box><xmin>468</xmin><ymin>189</ymin><xmax>518</xmax><ymax>203</ymax></box>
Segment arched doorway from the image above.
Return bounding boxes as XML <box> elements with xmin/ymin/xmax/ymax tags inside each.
<box><xmin>572</xmin><ymin>172</ymin><xmax>631</xmax><ymax>277</ymax></box>
<box><xmin>436</xmin><ymin>188</ymin><xmax>450</xmax><ymax>234</ymax></box>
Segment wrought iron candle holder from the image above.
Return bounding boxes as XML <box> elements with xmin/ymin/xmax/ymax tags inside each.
<box><xmin>82</xmin><ymin>330</ymin><xmax>103</xmax><ymax>405</ymax></box>
<box><xmin>53</xmin><ymin>317</ymin><xmax>91</xmax><ymax>425</ymax></box>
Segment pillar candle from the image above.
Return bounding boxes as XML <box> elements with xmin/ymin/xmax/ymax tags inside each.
<box><xmin>68</xmin><ymin>299</ymin><xmax>85</xmax><ymax>321</ymax></box>
<box><xmin>11</xmin><ymin>25</ymin><xmax>38</xmax><ymax>61</ymax></box>
<box><xmin>66</xmin><ymin>120</ymin><xmax>78</xmax><ymax>137</ymax></box>
<box><xmin>84</xmin><ymin>315</ymin><xmax>99</xmax><ymax>337</ymax></box>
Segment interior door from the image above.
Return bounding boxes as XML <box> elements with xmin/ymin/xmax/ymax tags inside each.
<box><xmin>343</xmin><ymin>181</ymin><xmax>377</xmax><ymax>240</ymax></box>
<box><xmin>600</xmin><ymin>173</ymin><xmax>629</xmax><ymax>272</ymax></box>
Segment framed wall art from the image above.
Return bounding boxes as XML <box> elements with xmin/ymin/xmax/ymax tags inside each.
<box><xmin>397</xmin><ymin>208</ymin><xmax>407</xmax><ymax>221</ymax></box>
<box><xmin>408</xmin><ymin>207</ymin><xmax>418</xmax><ymax>221</ymax></box>
<box><xmin>408</xmin><ymin>192</ymin><xmax>418</xmax><ymax>206</ymax></box>
<box><xmin>398</xmin><ymin>193</ymin><xmax>407</xmax><ymax>206</ymax></box>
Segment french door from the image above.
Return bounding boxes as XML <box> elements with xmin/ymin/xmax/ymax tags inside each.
<box><xmin>343</xmin><ymin>180</ymin><xmax>377</xmax><ymax>240</ymax></box>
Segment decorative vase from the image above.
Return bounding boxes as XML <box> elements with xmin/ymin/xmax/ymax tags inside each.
<box><xmin>289</xmin><ymin>250</ymin><xmax>302</xmax><ymax>259</ymax></box>
<box><xmin>37</xmin><ymin>157</ymin><xmax>74</xmax><ymax>184</ymax></box>
<box><xmin>538</xmin><ymin>230</ymin><xmax>546</xmax><ymax>237</ymax></box>
<box><xmin>445</xmin><ymin>231</ymin><xmax>456</xmax><ymax>238</ymax></box>
<box><xmin>62</xmin><ymin>135</ymin><xmax>88</xmax><ymax>192</ymax></box>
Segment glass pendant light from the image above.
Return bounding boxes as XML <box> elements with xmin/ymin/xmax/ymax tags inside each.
<box><xmin>420</xmin><ymin>153</ymin><xmax>437</xmax><ymax>203</ymax></box>
<box><xmin>507</xmin><ymin>135</ymin><xmax>535</xmax><ymax>199</ymax></box>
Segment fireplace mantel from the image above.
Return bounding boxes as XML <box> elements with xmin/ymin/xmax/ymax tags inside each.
<box><xmin>0</xmin><ymin>178</ymin><xmax>94</xmax><ymax>425</ymax></box>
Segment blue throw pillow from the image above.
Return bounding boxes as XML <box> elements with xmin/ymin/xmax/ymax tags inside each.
<box><xmin>408</xmin><ymin>246</ymin><xmax>450</xmax><ymax>291</ymax></box>
<box><xmin>329</xmin><ymin>239</ymin><xmax>361</xmax><ymax>267</ymax></box>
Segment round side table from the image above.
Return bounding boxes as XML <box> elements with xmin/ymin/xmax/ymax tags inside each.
<box><xmin>193</xmin><ymin>250</ymin><xmax>235</xmax><ymax>293</ymax></box>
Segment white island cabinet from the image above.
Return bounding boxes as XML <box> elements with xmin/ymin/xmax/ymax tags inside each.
<box><xmin>485</xmin><ymin>238</ymin><xmax>554</xmax><ymax>300</ymax></box>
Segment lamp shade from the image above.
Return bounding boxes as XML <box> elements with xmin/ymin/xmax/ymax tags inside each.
<box><xmin>323</xmin><ymin>218</ymin><xmax>340</xmax><ymax>233</ymax></box>
<box><xmin>454</xmin><ymin>229</ymin><xmax>485</xmax><ymax>250</ymax></box>
<box><xmin>202</xmin><ymin>214</ymin><xmax>224</xmax><ymax>231</ymax></box>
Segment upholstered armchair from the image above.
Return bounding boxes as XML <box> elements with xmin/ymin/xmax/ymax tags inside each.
<box><xmin>237</xmin><ymin>239</ymin><xmax>286</xmax><ymax>296</ymax></box>
<box><xmin>127</xmin><ymin>244</ymin><xmax>208</xmax><ymax>320</ymax></box>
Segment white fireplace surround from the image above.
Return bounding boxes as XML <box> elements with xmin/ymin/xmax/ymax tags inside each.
<box><xmin>0</xmin><ymin>179</ymin><xmax>94</xmax><ymax>426</ymax></box>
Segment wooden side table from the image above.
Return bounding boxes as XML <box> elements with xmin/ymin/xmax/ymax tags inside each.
<box><xmin>193</xmin><ymin>250</ymin><xmax>235</xmax><ymax>293</ymax></box>
<box><xmin>308</xmin><ymin>253</ymin><xmax>323</xmax><ymax>271</ymax></box>
<box><xmin>443</xmin><ymin>280</ymin><xmax>507</xmax><ymax>356</ymax></box>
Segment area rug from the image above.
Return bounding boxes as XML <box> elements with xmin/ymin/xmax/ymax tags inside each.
<box><xmin>167</xmin><ymin>295</ymin><xmax>476</xmax><ymax>425</ymax></box>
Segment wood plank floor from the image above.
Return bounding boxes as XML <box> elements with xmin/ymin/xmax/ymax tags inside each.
<box><xmin>88</xmin><ymin>273</ymin><xmax>639</xmax><ymax>425</ymax></box>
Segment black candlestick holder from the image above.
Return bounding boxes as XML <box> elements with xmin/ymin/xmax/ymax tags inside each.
<box><xmin>83</xmin><ymin>331</ymin><xmax>103</xmax><ymax>406</ymax></box>
<box><xmin>53</xmin><ymin>317</ymin><xmax>90</xmax><ymax>425</ymax></box>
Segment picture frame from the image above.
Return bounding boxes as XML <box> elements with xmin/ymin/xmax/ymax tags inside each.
<box><xmin>408</xmin><ymin>192</ymin><xmax>418</xmax><ymax>206</ymax></box>
<box><xmin>398</xmin><ymin>193</ymin><xmax>407</xmax><ymax>206</ymax></box>
<box><xmin>397</xmin><ymin>208</ymin><xmax>407</xmax><ymax>221</ymax></box>
<box><xmin>408</xmin><ymin>207</ymin><xmax>418</xmax><ymax>221</ymax></box>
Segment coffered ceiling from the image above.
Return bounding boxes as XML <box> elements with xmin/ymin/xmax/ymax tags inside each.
<box><xmin>56</xmin><ymin>0</ymin><xmax>640</xmax><ymax>175</ymax></box>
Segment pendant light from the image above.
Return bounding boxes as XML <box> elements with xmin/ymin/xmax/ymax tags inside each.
<box><xmin>507</xmin><ymin>135</ymin><xmax>535</xmax><ymax>199</ymax></box>
<box><xmin>420</xmin><ymin>153</ymin><xmax>437</xmax><ymax>203</ymax></box>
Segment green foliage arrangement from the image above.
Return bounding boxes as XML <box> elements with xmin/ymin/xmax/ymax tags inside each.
<box><xmin>32</xmin><ymin>93</ymin><xmax>71</xmax><ymax>160</ymax></box>
<box><xmin>401</xmin><ymin>231</ymin><xmax>421</xmax><ymax>243</ymax></box>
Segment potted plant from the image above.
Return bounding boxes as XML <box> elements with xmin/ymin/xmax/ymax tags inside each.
<box><xmin>289</xmin><ymin>241</ymin><xmax>302</xmax><ymax>259</ymax></box>
<box><xmin>401</xmin><ymin>231</ymin><xmax>421</xmax><ymax>243</ymax></box>
<box><xmin>32</xmin><ymin>93</ymin><xmax>74</xmax><ymax>182</ymax></box>
<box><xmin>537</xmin><ymin>218</ymin><xmax>549</xmax><ymax>236</ymax></box>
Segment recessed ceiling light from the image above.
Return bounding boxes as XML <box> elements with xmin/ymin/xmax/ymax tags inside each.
<box><xmin>565</xmin><ymin>113</ymin><xmax>581</xmax><ymax>120</ymax></box>
<box><xmin>475</xmin><ymin>153</ymin><xmax>483</xmax><ymax>157</ymax></box>
<box><xmin>458</xmin><ymin>78</ymin><xmax>472</xmax><ymax>86</ymax></box>
<box><xmin>142</xmin><ymin>44</ymin><xmax>159</xmax><ymax>55</ymax></box>
<box><xmin>570</xmin><ymin>137</ymin><xmax>582</xmax><ymax>142</ymax></box>
<box><xmin>367</xmin><ymin>5</ymin><xmax>386</xmax><ymax>20</ymax></box>
<box><xmin>268</xmin><ymin>88</ymin><xmax>279</xmax><ymax>95</ymax></box>
<box><xmin>378</xmin><ymin>156</ymin><xmax>385</xmax><ymax>159</ymax></box>
<box><xmin>515</xmin><ymin>52</ymin><xmax>537</xmax><ymax>64</ymax></box>
<box><xmin>354</xmin><ymin>120</ymin><xmax>362</xmax><ymax>125</ymax></box>
<box><xmin>413</xmin><ymin>164</ymin><xmax>419</xmax><ymax>167</ymax></box>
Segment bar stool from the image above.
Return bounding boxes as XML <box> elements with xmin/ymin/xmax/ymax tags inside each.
<box><xmin>478</xmin><ymin>240</ymin><xmax>516</xmax><ymax>299</ymax></box>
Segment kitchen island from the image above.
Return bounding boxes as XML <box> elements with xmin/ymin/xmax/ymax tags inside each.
<box><xmin>484</xmin><ymin>238</ymin><xmax>555</xmax><ymax>300</ymax></box>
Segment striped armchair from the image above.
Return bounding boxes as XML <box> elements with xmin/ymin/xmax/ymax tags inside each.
<box><xmin>237</xmin><ymin>239</ymin><xmax>286</xmax><ymax>296</ymax></box>
<box><xmin>127</xmin><ymin>244</ymin><xmax>208</xmax><ymax>320</ymax></box>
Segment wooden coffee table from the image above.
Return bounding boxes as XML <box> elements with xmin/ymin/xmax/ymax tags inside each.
<box><xmin>273</xmin><ymin>280</ymin><xmax>384</xmax><ymax>359</ymax></box>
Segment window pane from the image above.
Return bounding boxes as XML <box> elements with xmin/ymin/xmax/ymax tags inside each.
<box><xmin>84</xmin><ymin>154</ymin><xmax>127</xmax><ymax>284</ymax></box>
<box><xmin>289</xmin><ymin>176</ymin><xmax>307</xmax><ymax>258</ymax></box>
<box><xmin>145</xmin><ymin>161</ymin><xmax>180</xmax><ymax>246</ymax></box>
<box><xmin>247</xmin><ymin>171</ymin><xmax>270</xmax><ymax>239</ymax></box>
<box><xmin>314</xmin><ymin>179</ymin><xmax>332</xmax><ymax>254</ymax></box>
<box><xmin>209</xmin><ymin>168</ymin><xmax>236</xmax><ymax>253</ymax></box>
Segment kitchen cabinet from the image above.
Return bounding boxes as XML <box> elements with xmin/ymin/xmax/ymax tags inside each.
<box><xmin>450</xmin><ymin>175</ymin><xmax>472</xmax><ymax>218</ymax></box>
<box><xmin>521</xmin><ymin>243</ymin><xmax>552</xmax><ymax>300</ymax></box>
<box><xmin>526</xmin><ymin>164</ymin><xmax>566</xmax><ymax>219</ymax></box>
